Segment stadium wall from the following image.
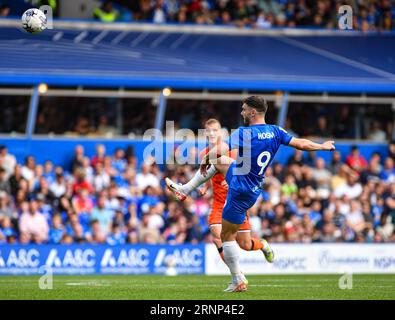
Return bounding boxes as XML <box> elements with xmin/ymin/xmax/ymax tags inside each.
<box><xmin>0</xmin><ymin>138</ymin><xmax>388</xmax><ymax>168</ymax></box>
<box><xmin>1</xmin><ymin>244</ymin><xmax>395</xmax><ymax>275</ymax></box>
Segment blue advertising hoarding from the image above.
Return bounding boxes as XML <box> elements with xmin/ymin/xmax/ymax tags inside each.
<box><xmin>0</xmin><ymin>244</ymin><xmax>205</xmax><ymax>275</ymax></box>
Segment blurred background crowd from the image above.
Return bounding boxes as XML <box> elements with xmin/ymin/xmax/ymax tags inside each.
<box><xmin>1</xmin><ymin>0</ymin><xmax>394</xmax><ymax>31</ymax></box>
<box><xmin>0</xmin><ymin>138</ymin><xmax>394</xmax><ymax>245</ymax></box>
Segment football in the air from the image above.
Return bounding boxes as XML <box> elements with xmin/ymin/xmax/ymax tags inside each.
<box><xmin>21</xmin><ymin>8</ymin><xmax>47</xmax><ymax>34</ymax></box>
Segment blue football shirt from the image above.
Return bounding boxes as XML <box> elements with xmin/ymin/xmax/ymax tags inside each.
<box><xmin>229</xmin><ymin>124</ymin><xmax>293</xmax><ymax>190</ymax></box>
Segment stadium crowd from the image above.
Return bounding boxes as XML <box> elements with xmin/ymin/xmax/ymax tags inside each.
<box><xmin>1</xmin><ymin>0</ymin><xmax>394</xmax><ymax>31</ymax></box>
<box><xmin>0</xmin><ymin>139</ymin><xmax>394</xmax><ymax>245</ymax></box>
<box><xmin>93</xmin><ymin>0</ymin><xmax>395</xmax><ymax>31</ymax></box>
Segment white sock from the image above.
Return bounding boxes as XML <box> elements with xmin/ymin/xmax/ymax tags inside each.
<box><xmin>223</xmin><ymin>241</ymin><xmax>242</xmax><ymax>281</ymax></box>
<box><xmin>181</xmin><ymin>165</ymin><xmax>217</xmax><ymax>194</ymax></box>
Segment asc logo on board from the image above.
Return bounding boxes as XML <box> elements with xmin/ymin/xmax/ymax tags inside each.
<box><xmin>100</xmin><ymin>248</ymin><xmax>150</xmax><ymax>268</ymax></box>
<box><xmin>45</xmin><ymin>249</ymin><xmax>96</xmax><ymax>268</ymax></box>
<box><xmin>154</xmin><ymin>248</ymin><xmax>203</xmax><ymax>268</ymax></box>
<box><xmin>0</xmin><ymin>249</ymin><xmax>40</xmax><ymax>268</ymax></box>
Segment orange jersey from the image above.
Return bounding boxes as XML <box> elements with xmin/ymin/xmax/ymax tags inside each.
<box><xmin>200</xmin><ymin>147</ymin><xmax>237</xmax><ymax>208</ymax></box>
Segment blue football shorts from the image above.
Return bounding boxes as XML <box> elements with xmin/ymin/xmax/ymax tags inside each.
<box><xmin>222</xmin><ymin>162</ymin><xmax>260</xmax><ymax>225</ymax></box>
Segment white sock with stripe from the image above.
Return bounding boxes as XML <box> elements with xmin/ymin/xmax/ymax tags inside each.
<box><xmin>222</xmin><ymin>240</ymin><xmax>243</xmax><ymax>283</ymax></box>
<box><xmin>181</xmin><ymin>164</ymin><xmax>217</xmax><ymax>194</ymax></box>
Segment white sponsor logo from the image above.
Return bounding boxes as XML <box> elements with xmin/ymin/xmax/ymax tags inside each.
<box><xmin>46</xmin><ymin>249</ymin><xmax>96</xmax><ymax>268</ymax></box>
<box><xmin>0</xmin><ymin>249</ymin><xmax>40</xmax><ymax>268</ymax></box>
<box><xmin>318</xmin><ymin>251</ymin><xmax>369</xmax><ymax>268</ymax></box>
<box><xmin>100</xmin><ymin>249</ymin><xmax>150</xmax><ymax>268</ymax></box>
<box><xmin>155</xmin><ymin>249</ymin><xmax>203</xmax><ymax>267</ymax></box>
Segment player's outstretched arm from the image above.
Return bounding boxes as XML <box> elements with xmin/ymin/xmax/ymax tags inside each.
<box><xmin>288</xmin><ymin>137</ymin><xmax>335</xmax><ymax>151</ymax></box>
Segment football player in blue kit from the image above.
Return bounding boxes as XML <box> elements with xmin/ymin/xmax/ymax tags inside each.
<box><xmin>166</xmin><ymin>96</ymin><xmax>335</xmax><ymax>292</ymax></box>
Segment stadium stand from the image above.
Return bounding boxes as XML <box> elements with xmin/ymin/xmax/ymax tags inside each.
<box><xmin>0</xmin><ymin>25</ymin><xmax>394</xmax><ymax>92</ymax></box>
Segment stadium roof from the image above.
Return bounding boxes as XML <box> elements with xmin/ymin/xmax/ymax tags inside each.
<box><xmin>1</xmin><ymin>20</ymin><xmax>395</xmax><ymax>93</ymax></box>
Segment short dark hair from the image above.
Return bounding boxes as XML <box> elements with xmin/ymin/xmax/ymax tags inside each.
<box><xmin>243</xmin><ymin>96</ymin><xmax>268</xmax><ymax>114</ymax></box>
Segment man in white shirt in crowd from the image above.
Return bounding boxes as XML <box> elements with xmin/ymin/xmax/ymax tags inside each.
<box><xmin>136</xmin><ymin>162</ymin><xmax>160</xmax><ymax>190</ymax></box>
<box><xmin>334</xmin><ymin>171</ymin><xmax>363</xmax><ymax>199</ymax></box>
<box><xmin>0</xmin><ymin>145</ymin><xmax>16</xmax><ymax>180</ymax></box>
<box><xmin>19</xmin><ymin>199</ymin><xmax>49</xmax><ymax>243</ymax></box>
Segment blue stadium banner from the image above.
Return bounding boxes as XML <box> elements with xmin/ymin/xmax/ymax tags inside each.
<box><xmin>0</xmin><ymin>244</ymin><xmax>205</xmax><ymax>275</ymax></box>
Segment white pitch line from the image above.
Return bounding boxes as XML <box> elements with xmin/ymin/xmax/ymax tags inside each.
<box><xmin>66</xmin><ymin>282</ymin><xmax>110</xmax><ymax>287</ymax></box>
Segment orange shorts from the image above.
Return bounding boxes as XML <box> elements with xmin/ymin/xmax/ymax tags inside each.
<box><xmin>209</xmin><ymin>204</ymin><xmax>251</xmax><ymax>231</ymax></box>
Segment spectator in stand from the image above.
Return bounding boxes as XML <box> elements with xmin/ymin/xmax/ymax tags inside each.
<box><xmin>360</xmin><ymin>155</ymin><xmax>382</xmax><ymax>184</ymax></box>
<box><xmin>107</xmin><ymin>222</ymin><xmax>127</xmax><ymax>245</ymax></box>
<box><xmin>136</xmin><ymin>162</ymin><xmax>160</xmax><ymax>190</ymax></box>
<box><xmin>21</xmin><ymin>156</ymin><xmax>35</xmax><ymax>183</ymax></box>
<box><xmin>0</xmin><ymin>168</ymin><xmax>10</xmax><ymax>195</ymax></box>
<box><xmin>0</xmin><ymin>4</ymin><xmax>9</xmax><ymax>17</ymax></box>
<box><xmin>151</xmin><ymin>0</ymin><xmax>168</xmax><ymax>23</ymax></box>
<box><xmin>71</xmin><ymin>145</ymin><xmax>85</xmax><ymax>172</ymax></box>
<box><xmin>19</xmin><ymin>199</ymin><xmax>49</xmax><ymax>244</ymax></box>
<box><xmin>91</xmin><ymin>144</ymin><xmax>106</xmax><ymax>167</ymax></box>
<box><xmin>91</xmin><ymin>195</ymin><xmax>114</xmax><ymax>236</ymax></box>
<box><xmin>334</xmin><ymin>171</ymin><xmax>363</xmax><ymax>200</ymax></box>
<box><xmin>389</xmin><ymin>140</ymin><xmax>395</xmax><ymax>162</ymax></box>
<box><xmin>281</xmin><ymin>174</ymin><xmax>298</xmax><ymax>197</ymax></box>
<box><xmin>0</xmin><ymin>216</ymin><xmax>16</xmax><ymax>243</ymax></box>
<box><xmin>72</xmin><ymin>187</ymin><xmax>94</xmax><ymax>215</ymax></box>
<box><xmin>90</xmin><ymin>219</ymin><xmax>107</xmax><ymax>243</ymax></box>
<box><xmin>49</xmin><ymin>167</ymin><xmax>67</xmax><ymax>199</ymax></box>
<box><xmin>42</xmin><ymin>160</ymin><xmax>55</xmax><ymax>185</ymax></box>
<box><xmin>93</xmin><ymin>0</ymin><xmax>119</xmax><ymax>22</ymax></box>
<box><xmin>368</xmin><ymin>120</ymin><xmax>387</xmax><ymax>142</ymax></box>
<box><xmin>315</xmin><ymin>116</ymin><xmax>331</xmax><ymax>138</ymax></box>
<box><xmin>329</xmin><ymin>150</ymin><xmax>343</xmax><ymax>174</ymax></box>
<box><xmin>0</xmin><ymin>192</ymin><xmax>15</xmax><ymax>222</ymax></box>
<box><xmin>72</xmin><ymin>169</ymin><xmax>94</xmax><ymax>195</ymax></box>
<box><xmin>93</xmin><ymin>162</ymin><xmax>111</xmax><ymax>192</ymax></box>
<box><xmin>381</xmin><ymin>158</ymin><xmax>395</xmax><ymax>184</ymax></box>
<box><xmin>345</xmin><ymin>145</ymin><xmax>368</xmax><ymax>173</ymax></box>
<box><xmin>346</xmin><ymin>200</ymin><xmax>367</xmax><ymax>236</ymax></box>
<box><xmin>255</xmin><ymin>10</ymin><xmax>272</xmax><ymax>28</ymax></box>
<box><xmin>138</xmin><ymin>212</ymin><xmax>161</xmax><ymax>243</ymax></box>
<box><xmin>48</xmin><ymin>213</ymin><xmax>65</xmax><ymax>244</ymax></box>
<box><xmin>312</xmin><ymin>158</ymin><xmax>331</xmax><ymax>199</ymax></box>
<box><xmin>111</xmin><ymin>148</ymin><xmax>128</xmax><ymax>176</ymax></box>
<box><xmin>73</xmin><ymin>116</ymin><xmax>95</xmax><ymax>135</ymax></box>
<box><xmin>287</xmin><ymin>149</ymin><xmax>304</xmax><ymax>167</ymax></box>
<box><xmin>0</xmin><ymin>145</ymin><xmax>16</xmax><ymax>179</ymax></box>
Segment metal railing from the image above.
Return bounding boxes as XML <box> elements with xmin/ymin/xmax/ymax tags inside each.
<box><xmin>0</xmin><ymin>86</ymin><xmax>394</xmax><ymax>140</ymax></box>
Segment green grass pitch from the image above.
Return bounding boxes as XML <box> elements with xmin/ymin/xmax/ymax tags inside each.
<box><xmin>1</xmin><ymin>274</ymin><xmax>395</xmax><ymax>300</ymax></box>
